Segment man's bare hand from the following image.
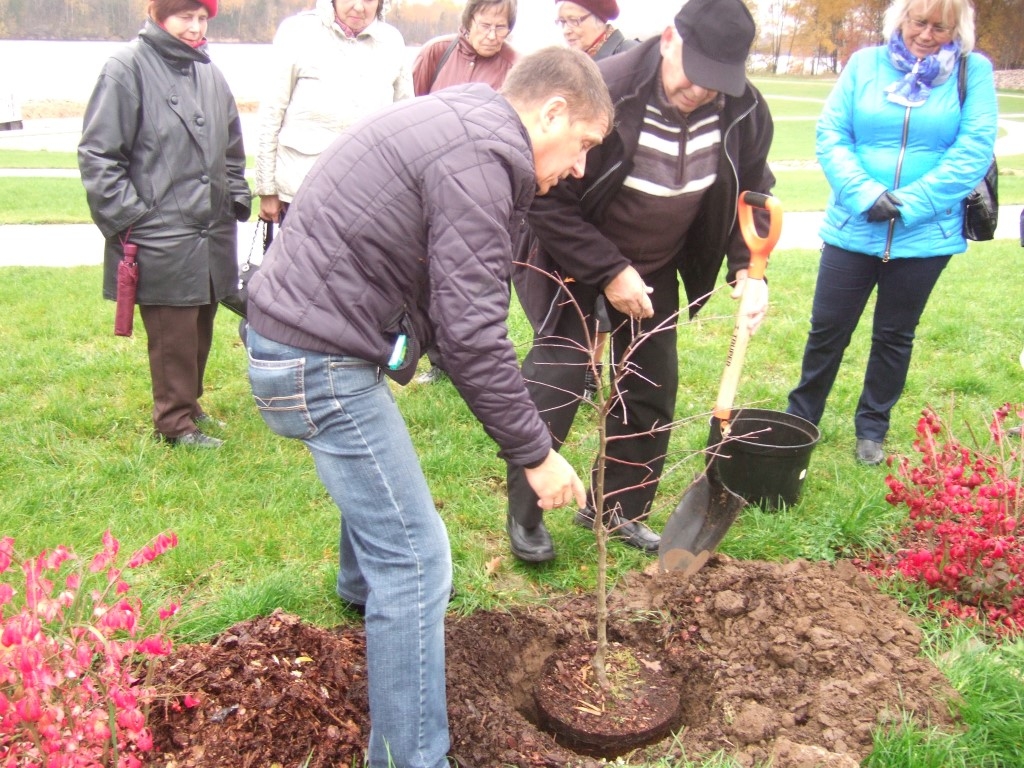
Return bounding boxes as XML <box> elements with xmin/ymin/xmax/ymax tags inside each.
<box><xmin>604</xmin><ymin>266</ymin><xmax>654</xmax><ymax>319</ymax></box>
<box><xmin>523</xmin><ymin>450</ymin><xmax>587</xmax><ymax>510</ymax></box>
<box><xmin>731</xmin><ymin>268</ymin><xmax>769</xmax><ymax>334</ymax></box>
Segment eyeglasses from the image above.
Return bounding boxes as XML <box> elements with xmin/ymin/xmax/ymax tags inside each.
<box><xmin>473</xmin><ymin>20</ymin><xmax>510</xmax><ymax>38</ymax></box>
<box><xmin>555</xmin><ymin>13</ymin><xmax>593</xmax><ymax>29</ymax></box>
<box><xmin>905</xmin><ymin>16</ymin><xmax>954</xmax><ymax>38</ymax></box>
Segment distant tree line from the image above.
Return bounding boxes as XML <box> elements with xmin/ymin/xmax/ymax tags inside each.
<box><xmin>0</xmin><ymin>0</ymin><xmax>463</xmax><ymax>46</ymax></box>
<box><xmin>0</xmin><ymin>0</ymin><xmax>1019</xmax><ymax>69</ymax></box>
<box><xmin>758</xmin><ymin>0</ymin><xmax>1022</xmax><ymax>72</ymax></box>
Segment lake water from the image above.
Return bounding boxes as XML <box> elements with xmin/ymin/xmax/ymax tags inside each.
<box><xmin>3</xmin><ymin>40</ymin><xmax>277</xmax><ymax>105</ymax></box>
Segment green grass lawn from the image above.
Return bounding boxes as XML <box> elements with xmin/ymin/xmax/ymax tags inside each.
<box><xmin>3</xmin><ymin>238</ymin><xmax>1024</xmax><ymax>766</ymax></box>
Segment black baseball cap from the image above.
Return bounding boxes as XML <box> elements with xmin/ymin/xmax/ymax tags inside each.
<box><xmin>674</xmin><ymin>0</ymin><xmax>756</xmax><ymax>97</ymax></box>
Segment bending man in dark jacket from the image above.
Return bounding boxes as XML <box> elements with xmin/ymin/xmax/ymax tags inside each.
<box><xmin>245</xmin><ymin>47</ymin><xmax>611</xmax><ymax>768</ymax></box>
<box><xmin>506</xmin><ymin>0</ymin><xmax>776</xmax><ymax>562</ymax></box>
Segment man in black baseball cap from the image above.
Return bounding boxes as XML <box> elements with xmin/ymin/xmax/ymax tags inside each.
<box><xmin>675</xmin><ymin>0</ymin><xmax>756</xmax><ymax>96</ymax></box>
<box><xmin>504</xmin><ymin>0</ymin><xmax>776</xmax><ymax>563</ymax></box>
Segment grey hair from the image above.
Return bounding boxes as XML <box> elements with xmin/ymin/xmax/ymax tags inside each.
<box><xmin>461</xmin><ymin>0</ymin><xmax>518</xmax><ymax>32</ymax></box>
<box><xmin>882</xmin><ymin>0</ymin><xmax>976</xmax><ymax>53</ymax></box>
<box><xmin>501</xmin><ymin>46</ymin><xmax>613</xmax><ymax>130</ymax></box>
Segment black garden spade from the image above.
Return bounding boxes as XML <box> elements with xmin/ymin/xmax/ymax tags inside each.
<box><xmin>659</xmin><ymin>192</ymin><xmax>783</xmax><ymax>576</ymax></box>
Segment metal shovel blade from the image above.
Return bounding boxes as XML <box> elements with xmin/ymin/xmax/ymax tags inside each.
<box><xmin>658</xmin><ymin>471</ymin><xmax>746</xmax><ymax>575</ymax></box>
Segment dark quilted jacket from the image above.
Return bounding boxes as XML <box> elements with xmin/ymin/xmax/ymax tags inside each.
<box><xmin>248</xmin><ymin>84</ymin><xmax>552</xmax><ymax>466</ymax></box>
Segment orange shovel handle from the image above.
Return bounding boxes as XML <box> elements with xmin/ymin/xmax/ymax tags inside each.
<box><xmin>712</xmin><ymin>192</ymin><xmax>784</xmax><ymax>427</ymax></box>
<box><xmin>737</xmin><ymin>191</ymin><xmax>782</xmax><ymax>280</ymax></box>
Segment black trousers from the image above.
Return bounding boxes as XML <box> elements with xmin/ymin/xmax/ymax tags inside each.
<box><xmin>787</xmin><ymin>244</ymin><xmax>949</xmax><ymax>442</ymax></box>
<box><xmin>139</xmin><ymin>301</ymin><xmax>217</xmax><ymax>438</ymax></box>
<box><xmin>507</xmin><ymin>262</ymin><xmax>682</xmax><ymax>529</ymax></box>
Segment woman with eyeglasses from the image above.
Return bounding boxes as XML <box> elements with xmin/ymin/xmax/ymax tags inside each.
<box><xmin>555</xmin><ymin>0</ymin><xmax>635</xmax><ymax>60</ymax></box>
<box><xmin>553</xmin><ymin>0</ymin><xmax>637</xmax><ymax>400</ymax></box>
<box><xmin>411</xmin><ymin>0</ymin><xmax>519</xmax><ymax>385</ymax></box>
<box><xmin>412</xmin><ymin>0</ymin><xmax>519</xmax><ymax>98</ymax></box>
<box><xmin>786</xmin><ymin>0</ymin><xmax>997</xmax><ymax>466</ymax></box>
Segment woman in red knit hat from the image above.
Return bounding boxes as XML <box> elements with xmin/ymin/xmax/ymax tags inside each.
<box><xmin>555</xmin><ymin>0</ymin><xmax>636</xmax><ymax>60</ymax></box>
<box><xmin>555</xmin><ymin>0</ymin><xmax>637</xmax><ymax>399</ymax></box>
<box><xmin>78</xmin><ymin>0</ymin><xmax>251</xmax><ymax>448</ymax></box>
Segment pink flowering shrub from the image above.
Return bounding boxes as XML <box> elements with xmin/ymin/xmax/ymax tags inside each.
<box><xmin>0</xmin><ymin>531</ymin><xmax>192</xmax><ymax>766</ymax></box>
<box><xmin>875</xmin><ymin>405</ymin><xmax>1024</xmax><ymax>636</ymax></box>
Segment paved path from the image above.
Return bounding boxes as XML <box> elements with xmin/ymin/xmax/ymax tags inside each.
<box><xmin>1</xmin><ymin>207</ymin><xmax>1021</xmax><ymax>269</ymax></box>
<box><xmin>0</xmin><ymin>115</ymin><xmax>1020</xmax><ymax>267</ymax></box>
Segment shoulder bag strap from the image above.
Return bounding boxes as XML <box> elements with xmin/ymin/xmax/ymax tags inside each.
<box><xmin>428</xmin><ymin>36</ymin><xmax>460</xmax><ymax>92</ymax></box>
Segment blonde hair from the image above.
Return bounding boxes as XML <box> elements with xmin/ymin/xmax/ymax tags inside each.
<box><xmin>883</xmin><ymin>0</ymin><xmax>976</xmax><ymax>53</ymax></box>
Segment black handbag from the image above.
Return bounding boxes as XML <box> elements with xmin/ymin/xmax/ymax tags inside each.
<box><xmin>957</xmin><ymin>56</ymin><xmax>998</xmax><ymax>242</ymax></box>
<box><xmin>221</xmin><ymin>218</ymin><xmax>274</xmax><ymax>318</ymax></box>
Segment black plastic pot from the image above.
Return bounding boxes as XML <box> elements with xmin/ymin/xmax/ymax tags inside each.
<box><xmin>708</xmin><ymin>408</ymin><xmax>821</xmax><ymax>510</ymax></box>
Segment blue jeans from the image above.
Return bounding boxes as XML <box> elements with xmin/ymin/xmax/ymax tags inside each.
<box><xmin>246</xmin><ymin>327</ymin><xmax>452</xmax><ymax>768</ymax></box>
<box><xmin>787</xmin><ymin>244</ymin><xmax>950</xmax><ymax>441</ymax></box>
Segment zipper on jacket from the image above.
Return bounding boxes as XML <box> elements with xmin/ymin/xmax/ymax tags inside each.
<box><xmin>721</xmin><ymin>99</ymin><xmax>757</xmax><ymax>239</ymax></box>
<box><xmin>884</xmin><ymin>105</ymin><xmax>912</xmax><ymax>262</ymax></box>
<box><xmin>580</xmin><ymin>160</ymin><xmax>624</xmax><ymax>206</ymax></box>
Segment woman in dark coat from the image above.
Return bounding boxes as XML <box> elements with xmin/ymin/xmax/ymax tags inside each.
<box><xmin>79</xmin><ymin>0</ymin><xmax>251</xmax><ymax>447</ymax></box>
<box><xmin>555</xmin><ymin>0</ymin><xmax>636</xmax><ymax>61</ymax></box>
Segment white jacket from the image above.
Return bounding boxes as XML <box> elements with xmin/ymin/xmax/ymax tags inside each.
<box><xmin>255</xmin><ymin>0</ymin><xmax>411</xmax><ymax>201</ymax></box>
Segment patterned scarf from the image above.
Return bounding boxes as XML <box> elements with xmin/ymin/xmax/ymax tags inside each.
<box><xmin>884</xmin><ymin>30</ymin><xmax>960</xmax><ymax>107</ymax></box>
<box><xmin>584</xmin><ymin>26</ymin><xmax>613</xmax><ymax>58</ymax></box>
<box><xmin>335</xmin><ymin>15</ymin><xmax>361</xmax><ymax>38</ymax></box>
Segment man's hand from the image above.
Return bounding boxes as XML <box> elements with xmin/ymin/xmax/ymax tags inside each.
<box><xmin>523</xmin><ymin>450</ymin><xmax>587</xmax><ymax>510</ymax></box>
<box><xmin>604</xmin><ymin>266</ymin><xmax>654</xmax><ymax>319</ymax></box>
<box><xmin>731</xmin><ymin>268</ymin><xmax>769</xmax><ymax>334</ymax></box>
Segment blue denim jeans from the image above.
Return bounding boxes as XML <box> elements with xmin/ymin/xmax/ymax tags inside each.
<box><xmin>787</xmin><ymin>245</ymin><xmax>950</xmax><ymax>442</ymax></box>
<box><xmin>246</xmin><ymin>327</ymin><xmax>452</xmax><ymax>768</ymax></box>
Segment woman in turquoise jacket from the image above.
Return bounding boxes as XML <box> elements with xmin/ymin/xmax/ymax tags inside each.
<box><xmin>787</xmin><ymin>0</ymin><xmax>996</xmax><ymax>465</ymax></box>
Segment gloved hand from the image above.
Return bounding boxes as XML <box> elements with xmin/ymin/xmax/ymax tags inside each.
<box><xmin>866</xmin><ymin>191</ymin><xmax>903</xmax><ymax>223</ymax></box>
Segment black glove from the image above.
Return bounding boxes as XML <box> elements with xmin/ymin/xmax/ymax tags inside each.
<box><xmin>233</xmin><ymin>200</ymin><xmax>253</xmax><ymax>223</ymax></box>
<box><xmin>866</xmin><ymin>191</ymin><xmax>903</xmax><ymax>223</ymax></box>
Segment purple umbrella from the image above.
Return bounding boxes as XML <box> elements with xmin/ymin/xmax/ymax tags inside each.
<box><xmin>114</xmin><ymin>242</ymin><xmax>138</xmax><ymax>337</ymax></box>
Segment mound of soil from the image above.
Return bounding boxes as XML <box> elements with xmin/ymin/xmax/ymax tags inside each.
<box><xmin>148</xmin><ymin>556</ymin><xmax>959</xmax><ymax>768</ymax></box>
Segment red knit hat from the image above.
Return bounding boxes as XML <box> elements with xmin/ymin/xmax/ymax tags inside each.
<box><xmin>196</xmin><ymin>0</ymin><xmax>217</xmax><ymax>17</ymax></box>
<box><xmin>556</xmin><ymin>0</ymin><xmax>619</xmax><ymax>22</ymax></box>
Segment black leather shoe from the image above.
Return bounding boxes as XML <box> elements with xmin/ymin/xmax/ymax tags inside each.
<box><xmin>506</xmin><ymin>514</ymin><xmax>555</xmax><ymax>563</ymax></box>
<box><xmin>339</xmin><ymin>597</ymin><xmax>366</xmax><ymax>617</ymax></box>
<box><xmin>164</xmin><ymin>430</ymin><xmax>224</xmax><ymax>449</ymax></box>
<box><xmin>342</xmin><ymin>586</ymin><xmax>457</xmax><ymax>618</ymax></box>
<box><xmin>856</xmin><ymin>438</ymin><xmax>884</xmax><ymax>466</ymax></box>
<box><xmin>583</xmin><ymin>369</ymin><xmax>598</xmax><ymax>401</ymax></box>
<box><xmin>574</xmin><ymin>506</ymin><xmax>660</xmax><ymax>553</ymax></box>
<box><xmin>415</xmin><ymin>365</ymin><xmax>449</xmax><ymax>385</ymax></box>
